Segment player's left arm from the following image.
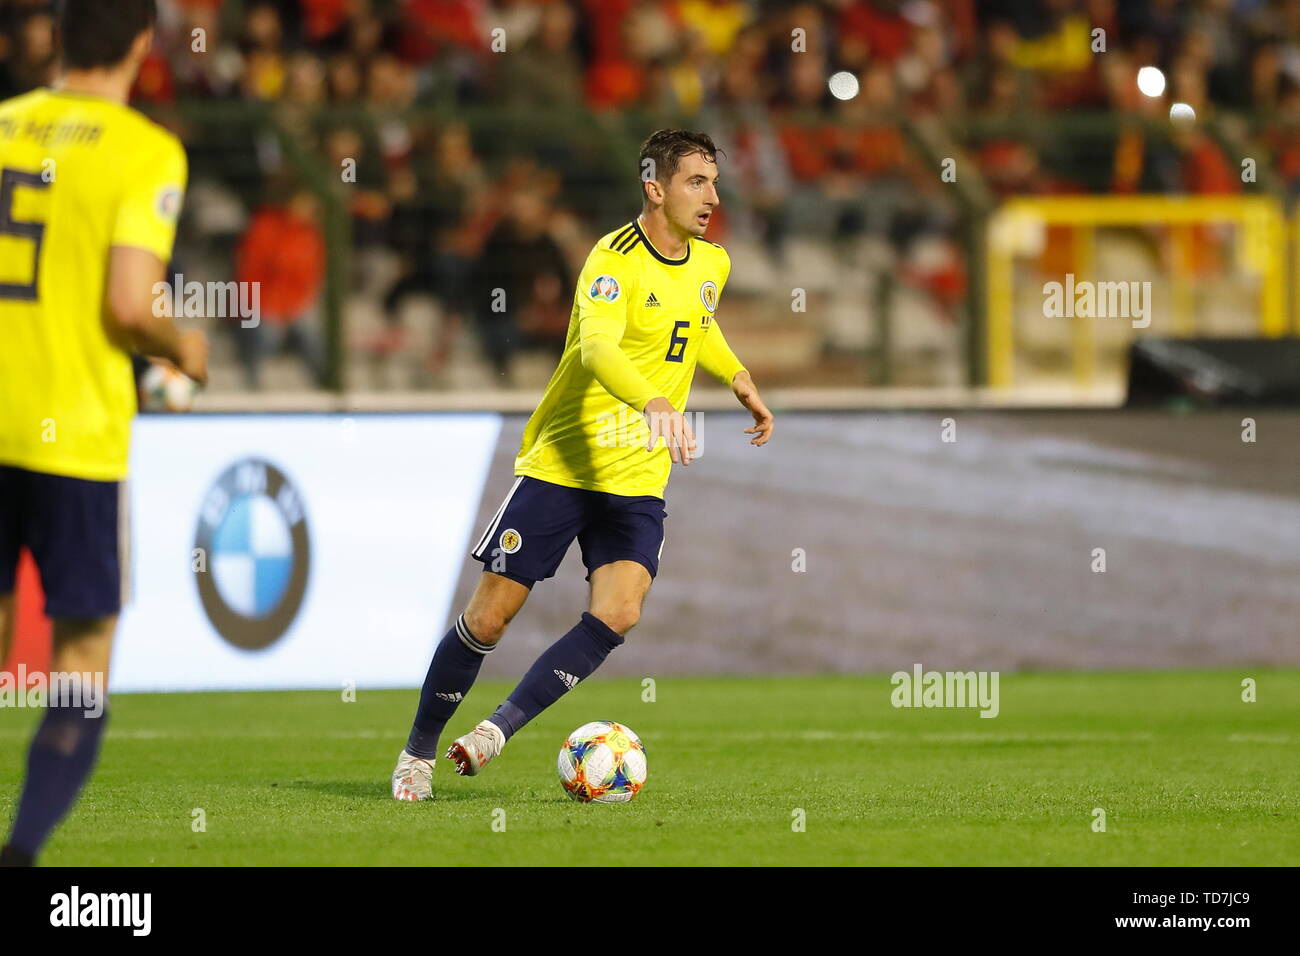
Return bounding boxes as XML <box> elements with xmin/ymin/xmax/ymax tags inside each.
<box><xmin>697</xmin><ymin>321</ymin><xmax>773</xmax><ymax>446</ymax></box>
<box><xmin>697</xmin><ymin>248</ymin><xmax>773</xmax><ymax>446</ymax></box>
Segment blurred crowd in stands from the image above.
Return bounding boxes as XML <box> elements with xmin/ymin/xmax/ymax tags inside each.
<box><xmin>2</xmin><ymin>0</ymin><xmax>1298</xmax><ymax>387</ymax></box>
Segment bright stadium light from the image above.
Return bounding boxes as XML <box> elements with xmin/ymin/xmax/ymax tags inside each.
<box><xmin>828</xmin><ymin>70</ymin><xmax>860</xmax><ymax>101</ymax></box>
<box><xmin>1137</xmin><ymin>66</ymin><xmax>1166</xmax><ymax>97</ymax></box>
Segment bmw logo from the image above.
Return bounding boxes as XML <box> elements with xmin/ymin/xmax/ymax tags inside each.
<box><xmin>193</xmin><ymin>459</ymin><xmax>311</xmax><ymax>650</ymax></box>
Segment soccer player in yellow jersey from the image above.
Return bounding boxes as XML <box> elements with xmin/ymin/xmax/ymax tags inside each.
<box><xmin>393</xmin><ymin>130</ymin><xmax>773</xmax><ymax>799</ymax></box>
<box><xmin>0</xmin><ymin>0</ymin><xmax>207</xmax><ymax>865</ymax></box>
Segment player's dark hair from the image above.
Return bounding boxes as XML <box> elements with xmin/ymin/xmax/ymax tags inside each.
<box><xmin>58</xmin><ymin>0</ymin><xmax>157</xmax><ymax>71</ymax></box>
<box><xmin>639</xmin><ymin>129</ymin><xmax>724</xmax><ymax>188</ymax></box>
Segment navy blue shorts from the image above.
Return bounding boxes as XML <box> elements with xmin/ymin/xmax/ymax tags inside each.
<box><xmin>0</xmin><ymin>464</ymin><xmax>127</xmax><ymax>619</ymax></box>
<box><xmin>469</xmin><ymin>476</ymin><xmax>667</xmax><ymax>589</ymax></box>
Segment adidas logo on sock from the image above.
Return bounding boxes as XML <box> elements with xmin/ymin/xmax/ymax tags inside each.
<box><xmin>553</xmin><ymin>669</ymin><xmax>580</xmax><ymax>689</ymax></box>
<box><xmin>645</xmin><ymin>292</ymin><xmax>660</xmax><ymax>307</ymax></box>
<box><xmin>435</xmin><ymin>691</ymin><xmax>465</xmax><ymax>702</ymax></box>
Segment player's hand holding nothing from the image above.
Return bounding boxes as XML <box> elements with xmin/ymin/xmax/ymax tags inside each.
<box><xmin>643</xmin><ymin>396</ymin><xmax>697</xmax><ymax>466</ymax></box>
<box><xmin>732</xmin><ymin>371</ymin><xmax>773</xmax><ymax>446</ymax></box>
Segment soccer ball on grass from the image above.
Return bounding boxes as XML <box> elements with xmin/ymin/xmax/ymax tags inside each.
<box><xmin>557</xmin><ymin>720</ymin><xmax>647</xmax><ymax>803</ymax></box>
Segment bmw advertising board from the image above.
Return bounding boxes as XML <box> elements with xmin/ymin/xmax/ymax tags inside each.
<box><xmin>114</xmin><ymin>414</ymin><xmax>501</xmax><ymax>692</ymax></box>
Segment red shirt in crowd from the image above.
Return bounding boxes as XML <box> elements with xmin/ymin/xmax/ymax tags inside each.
<box><xmin>236</xmin><ymin>206</ymin><xmax>327</xmax><ymax>323</ymax></box>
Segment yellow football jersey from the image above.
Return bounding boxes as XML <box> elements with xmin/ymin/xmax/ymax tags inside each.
<box><xmin>0</xmin><ymin>89</ymin><xmax>187</xmax><ymax>482</ymax></box>
<box><xmin>515</xmin><ymin>218</ymin><xmax>747</xmax><ymax>498</ymax></box>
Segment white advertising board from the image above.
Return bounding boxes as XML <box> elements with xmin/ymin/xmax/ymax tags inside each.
<box><xmin>114</xmin><ymin>414</ymin><xmax>501</xmax><ymax>692</ymax></box>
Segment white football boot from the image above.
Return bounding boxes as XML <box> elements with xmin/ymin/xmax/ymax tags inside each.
<box><xmin>445</xmin><ymin>720</ymin><xmax>506</xmax><ymax>776</ymax></box>
<box><xmin>391</xmin><ymin>750</ymin><xmax>435</xmax><ymax>802</ymax></box>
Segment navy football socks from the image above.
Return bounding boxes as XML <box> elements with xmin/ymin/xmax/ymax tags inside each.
<box><xmin>405</xmin><ymin>613</ymin><xmax>494</xmax><ymax>759</ymax></box>
<box><xmin>490</xmin><ymin>612</ymin><xmax>624</xmax><ymax>740</ymax></box>
<box><xmin>7</xmin><ymin>699</ymin><xmax>109</xmax><ymax>860</ymax></box>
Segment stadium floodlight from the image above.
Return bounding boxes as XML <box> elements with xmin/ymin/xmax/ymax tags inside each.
<box><xmin>1137</xmin><ymin>66</ymin><xmax>1166</xmax><ymax>97</ymax></box>
<box><xmin>828</xmin><ymin>70</ymin><xmax>860</xmax><ymax>101</ymax></box>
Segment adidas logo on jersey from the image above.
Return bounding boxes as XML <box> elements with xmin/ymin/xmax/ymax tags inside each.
<box><xmin>435</xmin><ymin>691</ymin><xmax>465</xmax><ymax>702</ymax></box>
<box><xmin>553</xmin><ymin>669</ymin><xmax>580</xmax><ymax>689</ymax></box>
<box><xmin>645</xmin><ymin>292</ymin><xmax>661</xmax><ymax>307</ymax></box>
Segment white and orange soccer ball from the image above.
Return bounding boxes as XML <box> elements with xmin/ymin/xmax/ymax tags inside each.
<box><xmin>139</xmin><ymin>361</ymin><xmax>199</xmax><ymax>413</ymax></box>
<box><xmin>557</xmin><ymin>720</ymin><xmax>647</xmax><ymax>803</ymax></box>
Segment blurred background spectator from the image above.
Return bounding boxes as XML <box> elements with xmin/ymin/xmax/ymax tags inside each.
<box><xmin>234</xmin><ymin>186</ymin><xmax>328</xmax><ymax>389</ymax></box>
<box><xmin>0</xmin><ymin>0</ymin><xmax>1292</xmax><ymax>394</ymax></box>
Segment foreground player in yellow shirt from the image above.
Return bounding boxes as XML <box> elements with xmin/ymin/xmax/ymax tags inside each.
<box><xmin>0</xmin><ymin>0</ymin><xmax>207</xmax><ymax>866</ymax></box>
<box><xmin>393</xmin><ymin>130</ymin><xmax>774</xmax><ymax>799</ymax></box>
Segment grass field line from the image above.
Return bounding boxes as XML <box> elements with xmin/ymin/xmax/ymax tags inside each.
<box><xmin>1</xmin><ymin>727</ymin><xmax>1291</xmax><ymax>744</ymax></box>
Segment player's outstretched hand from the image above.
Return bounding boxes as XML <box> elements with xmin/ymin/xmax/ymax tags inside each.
<box><xmin>177</xmin><ymin>329</ymin><xmax>210</xmax><ymax>386</ymax></box>
<box><xmin>732</xmin><ymin>371</ymin><xmax>773</xmax><ymax>446</ymax></box>
<box><xmin>643</xmin><ymin>396</ymin><xmax>697</xmax><ymax>466</ymax></box>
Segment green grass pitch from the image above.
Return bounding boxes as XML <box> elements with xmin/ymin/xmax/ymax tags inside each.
<box><xmin>1</xmin><ymin>671</ymin><xmax>1296</xmax><ymax>866</ymax></box>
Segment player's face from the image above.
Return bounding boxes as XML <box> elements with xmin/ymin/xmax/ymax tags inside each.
<box><xmin>664</xmin><ymin>151</ymin><xmax>720</xmax><ymax>237</ymax></box>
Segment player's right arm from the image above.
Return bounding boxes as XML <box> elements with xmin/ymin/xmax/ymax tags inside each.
<box><xmin>104</xmin><ymin>132</ymin><xmax>207</xmax><ymax>383</ymax></box>
<box><xmin>576</xmin><ymin>249</ymin><xmax>696</xmax><ymax>465</ymax></box>
<box><xmin>577</xmin><ymin>249</ymin><xmax>658</xmax><ymax>409</ymax></box>
<box><xmin>105</xmin><ymin>246</ymin><xmax>207</xmax><ymax>383</ymax></box>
